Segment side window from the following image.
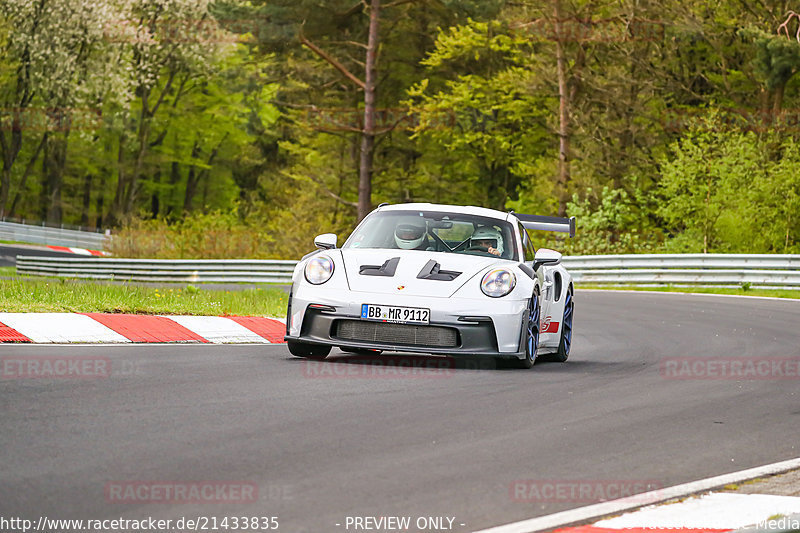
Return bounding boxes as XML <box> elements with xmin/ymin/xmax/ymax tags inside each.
<box><xmin>519</xmin><ymin>224</ymin><xmax>535</xmax><ymax>262</ymax></box>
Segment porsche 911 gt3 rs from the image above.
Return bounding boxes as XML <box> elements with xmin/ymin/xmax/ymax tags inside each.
<box><xmin>284</xmin><ymin>203</ymin><xmax>575</xmax><ymax>369</ymax></box>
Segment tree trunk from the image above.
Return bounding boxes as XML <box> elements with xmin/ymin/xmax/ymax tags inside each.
<box><xmin>0</xmin><ymin>121</ymin><xmax>25</xmax><ymax>218</ymax></box>
<box><xmin>0</xmin><ymin>161</ymin><xmax>11</xmax><ymax>218</ymax></box>
<box><xmin>772</xmin><ymin>82</ymin><xmax>786</xmax><ymax>119</ymax></box>
<box><xmin>95</xmin><ymin>187</ymin><xmax>104</xmax><ymax>230</ymax></box>
<box><xmin>183</xmin><ymin>168</ymin><xmax>199</xmax><ymax>213</ymax></box>
<box><xmin>183</xmin><ymin>142</ymin><xmax>202</xmax><ymax>213</ymax></box>
<box><xmin>358</xmin><ymin>0</ymin><xmax>381</xmax><ymax>221</ymax></box>
<box><xmin>150</xmin><ymin>169</ymin><xmax>161</xmax><ymax>217</ymax></box>
<box><xmin>185</xmin><ymin>136</ymin><xmax>226</xmax><ymax>214</ymax></box>
<box><xmin>704</xmin><ymin>174</ymin><xmax>711</xmax><ymax>254</ymax></box>
<box><xmin>166</xmin><ymin>161</ymin><xmax>181</xmax><ymax>217</ymax></box>
<box><xmin>44</xmin><ymin>131</ymin><xmax>68</xmax><ymax>225</ymax></box>
<box><xmin>126</xmin><ymin>91</ymin><xmax>153</xmax><ymax>214</ymax></box>
<box><xmin>108</xmin><ymin>132</ymin><xmax>127</xmax><ymax>226</ymax></box>
<box><xmin>81</xmin><ymin>172</ymin><xmax>93</xmax><ymax>228</ymax></box>
<box><xmin>553</xmin><ymin>0</ymin><xmax>571</xmax><ymax>217</ymax></box>
<box><xmin>39</xmin><ymin>142</ymin><xmax>49</xmax><ymax>222</ymax></box>
<box><xmin>7</xmin><ymin>133</ymin><xmax>46</xmax><ymax>218</ymax></box>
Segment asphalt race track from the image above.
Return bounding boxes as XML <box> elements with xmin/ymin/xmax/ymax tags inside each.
<box><xmin>1</xmin><ymin>290</ymin><xmax>799</xmax><ymax>532</ymax></box>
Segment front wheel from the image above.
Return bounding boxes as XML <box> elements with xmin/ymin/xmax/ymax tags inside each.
<box><xmin>508</xmin><ymin>289</ymin><xmax>540</xmax><ymax>369</ymax></box>
<box><xmin>287</xmin><ymin>340</ymin><xmax>331</xmax><ymax>359</ymax></box>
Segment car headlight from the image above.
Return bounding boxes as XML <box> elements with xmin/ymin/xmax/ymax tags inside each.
<box><xmin>480</xmin><ymin>269</ymin><xmax>516</xmax><ymax>298</ymax></box>
<box><xmin>304</xmin><ymin>255</ymin><xmax>334</xmax><ymax>285</ymax></box>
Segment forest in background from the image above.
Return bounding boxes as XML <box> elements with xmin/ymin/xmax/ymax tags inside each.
<box><xmin>2</xmin><ymin>0</ymin><xmax>800</xmax><ymax>259</ymax></box>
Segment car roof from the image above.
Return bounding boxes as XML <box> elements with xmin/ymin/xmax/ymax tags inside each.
<box><xmin>376</xmin><ymin>203</ymin><xmax>513</xmax><ymax>223</ymax></box>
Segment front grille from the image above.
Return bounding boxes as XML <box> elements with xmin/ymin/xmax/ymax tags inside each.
<box><xmin>334</xmin><ymin>320</ymin><xmax>458</xmax><ymax>348</ymax></box>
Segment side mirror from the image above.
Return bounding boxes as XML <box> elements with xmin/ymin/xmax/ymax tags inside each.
<box><xmin>533</xmin><ymin>248</ymin><xmax>561</xmax><ymax>270</ymax></box>
<box><xmin>314</xmin><ymin>233</ymin><xmax>337</xmax><ymax>250</ymax></box>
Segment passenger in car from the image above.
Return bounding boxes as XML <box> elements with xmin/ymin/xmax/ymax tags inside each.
<box><xmin>469</xmin><ymin>226</ymin><xmax>503</xmax><ymax>256</ymax></box>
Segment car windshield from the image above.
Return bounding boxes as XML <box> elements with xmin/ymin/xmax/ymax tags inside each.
<box><xmin>343</xmin><ymin>210</ymin><xmax>518</xmax><ymax>261</ymax></box>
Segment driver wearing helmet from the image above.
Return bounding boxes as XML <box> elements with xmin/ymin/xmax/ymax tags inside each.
<box><xmin>394</xmin><ymin>220</ymin><xmax>430</xmax><ymax>250</ymax></box>
<box><xmin>470</xmin><ymin>226</ymin><xmax>503</xmax><ymax>256</ymax></box>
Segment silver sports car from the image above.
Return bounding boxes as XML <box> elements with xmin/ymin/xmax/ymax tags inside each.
<box><xmin>284</xmin><ymin>203</ymin><xmax>575</xmax><ymax>369</ymax></box>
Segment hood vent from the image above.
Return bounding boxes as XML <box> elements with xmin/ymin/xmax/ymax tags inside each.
<box><xmin>359</xmin><ymin>257</ymin><xmax>400</xmax><ymax>277</ymax></box>
<box><xmin>416</xmin><ymin>259</ymin><xmax>461</xmax><ymax>281</ymax></box>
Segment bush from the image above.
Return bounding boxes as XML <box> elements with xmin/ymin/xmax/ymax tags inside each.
<box><xmin>559</xmin><ymin>187</ymin><xmax>662</xmax><ymax>255</ymax></box>
<box><xmin>107</xmin><ymin>210</ymin><xmax>277</xmax><ymax>259</ymax></box>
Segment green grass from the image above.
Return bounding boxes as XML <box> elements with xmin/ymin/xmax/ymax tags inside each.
<box><xmin>577</xmin><ymin>284</ymin><xmax>800</xmax><ymax>299</ymax></box>
<box><xmin>0</xmin><ymin>278</ymin><xmax>288</xmax><ymax>316</ymax></box>
<box><xmin>4</xmin><ymin>276</ymin><xmax>797</xmax><ymax>316</ymax></box>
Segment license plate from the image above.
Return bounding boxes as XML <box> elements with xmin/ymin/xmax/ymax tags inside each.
<box><xmin>361</xmin><ymin>304</ymin><xmax>430</xmax><ymax>324</ymax></box>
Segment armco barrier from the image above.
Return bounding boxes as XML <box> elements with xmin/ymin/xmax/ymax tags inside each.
<box><xmin>561</xmin><ymin>254</ymin><xmax>800</xmax><ymax>288</ymax></box>
<box><xmin>15</xmin><ymin>256</ymin><xmax>296</xmax><ymax>283</ymax></box>
<box><xmin>14</xmin><ymin>253</ymin><xmax>800</xmax><ymax>288</ymax></box>
<box><xmin>0</xmin><ymin>220</ymin><xmax>109</xmax><ymax>249</ymax></box>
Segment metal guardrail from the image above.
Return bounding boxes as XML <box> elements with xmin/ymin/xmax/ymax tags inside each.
<box><xmin>14</xmin><ymin>253</ymin><xmax>800</xmax><ymax>287</ymax></box>
<box><xmin>16</xmin><ymin>256</ymin><xmax>296</xmax><ymax>283</ymax></box>
<box><xmin>562</xmin><ymin>254</ymin><xmax>800</xmax><ymax>288</ymax></box>
<box><xmin>0</xmin><ymin>220</ymin><xmax>109</xmax><ymax>249</ymax></box>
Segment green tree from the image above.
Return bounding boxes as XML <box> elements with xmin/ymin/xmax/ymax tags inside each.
<box><xmin>407</xmin><ymin>19</ymin><xmax>551</xmax><ymax>210</ymax></box>
<box><xmin>657</xmin><ymin>111</ymin><xmax>764</xmax><ymax>253</ymax></box>
<box><xmin>0</xmin><ymin>0</ymin><xmax>122</xmax><ymax>221</ymax></box>
<box><xmin>106</xmin><ymin>0</ymin><xmax>227</xmax><ymax>224</ymax></box>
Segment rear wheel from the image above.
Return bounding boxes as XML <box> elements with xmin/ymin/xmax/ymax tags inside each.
<box><xmin>287</xmin><ymin>340</ymin><xmax>331</xmax><ymax>359</ymax></box>
<box><xmin>508</xmin><ymin>288</ymin><xmax>540</xmax><ymax>369</ymax></box>
<box><xmin>548</xmin><ymin>287</ymin><xmax>574</xmax><ymax>363</ymax></box>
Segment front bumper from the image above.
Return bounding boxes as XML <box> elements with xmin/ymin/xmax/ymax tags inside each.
<box><xmin>285</xmin><ymin>288</ymin><xmax>528</xmax><ymax>358</ymax></box>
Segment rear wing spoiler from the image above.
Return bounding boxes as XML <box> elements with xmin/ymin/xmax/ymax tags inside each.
<box><xmin>515</xmin><ymin>214</ymin><xmax>576</xmax><ymax>238</ymax></box>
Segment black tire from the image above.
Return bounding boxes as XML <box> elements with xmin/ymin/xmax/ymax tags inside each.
<box><xmin>546</xmin><ymin>287</ymin><xmax>574</xmax><ymax>363</ymax></box>
<box><xmin>287</xmin><ymin>340</ymin><xmax>331</xmax><ymax>359</ymax></box>
<box><xmin>507</xmin><ymin>288</ymin><xmax>540</xmax><ymax>369</ymax></box>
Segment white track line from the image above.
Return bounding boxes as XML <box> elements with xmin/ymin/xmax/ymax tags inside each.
<box><xmin>595</xmin><ymin>493</ymin><xmax>800</xmax><ymax>529</ymax></box>
<box><xmin>474</xmin><ymin>457</ymin><xmax>800</xmax><ymax>533</ymax></box>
